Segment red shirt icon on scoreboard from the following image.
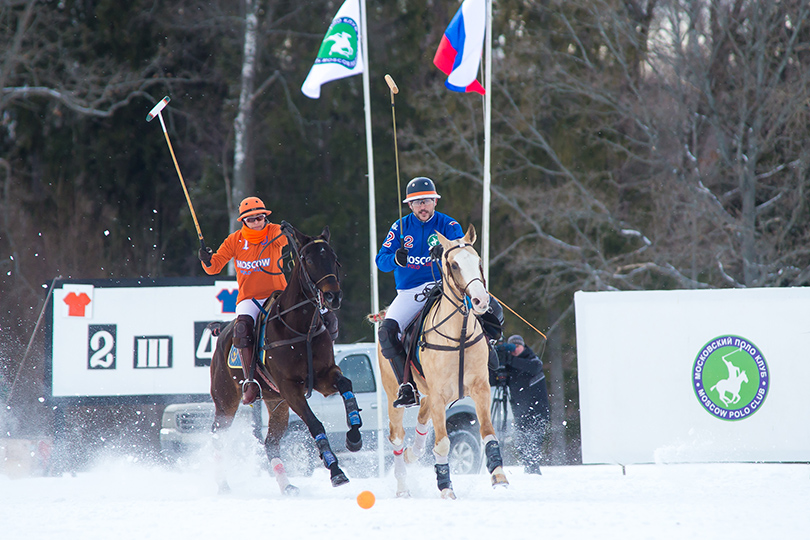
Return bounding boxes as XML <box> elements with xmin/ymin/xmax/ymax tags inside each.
<box><xmin>63</xmin><ymin>292</ymin><xmax>91</xmax><ymax>317</ymax></box>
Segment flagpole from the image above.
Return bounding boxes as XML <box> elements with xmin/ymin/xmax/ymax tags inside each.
<box><xmin>482</xmin><ymin>0</ymin><xmax>492</xmax><ymax>284</ymax></box>
<box><xmin>358</xmin><ymin>0</ymin><xmax>384</xmax><ymax>478</ymax></box>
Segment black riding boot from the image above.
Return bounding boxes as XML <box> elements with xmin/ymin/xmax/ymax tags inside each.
<box><xmin>378</xmin><ymin>318</ymin><xmax>418</xmax><ymax>408</ymax></box>
<box><xmin>478</xmin><ymin>295</ymin><xmax>505</xmax><ymax>342</ymax></box>
<box><xmin>234</xmin><ymin>314</ymin><xmax>260</xmax><ymax>405</ymax></box>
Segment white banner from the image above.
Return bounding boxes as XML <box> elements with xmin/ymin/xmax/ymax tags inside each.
<box><xmin>575</xmin><ymin>287</ymin><xmax>810</xmax><ymax>464</ymax></box>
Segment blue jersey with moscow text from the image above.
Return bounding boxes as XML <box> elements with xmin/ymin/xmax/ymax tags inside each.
<box><xmin>376</xmin><ymin>211</ymin><xmax>464</xmax><ymax>290</ymax></box>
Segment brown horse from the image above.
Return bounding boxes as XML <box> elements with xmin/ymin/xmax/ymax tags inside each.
<box><xmin>375</xmin><ymin>224</ymin><xmax>508</xmax><ymax>499</ymax></box>
<box><xmin>209</xmin><ymin>222</ymin><xmax>362</xmax><ymax>494</ymax></box>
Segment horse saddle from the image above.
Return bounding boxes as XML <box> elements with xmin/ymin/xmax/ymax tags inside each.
<box><xmin>226</xmin><ymin>292</ymin><xmax>283</xmax><ymax>370</ymax></box>
<box><xmin>401</xmin><ymin>284</ymin><xmax>443</xmax><ymax>379</ymax></box>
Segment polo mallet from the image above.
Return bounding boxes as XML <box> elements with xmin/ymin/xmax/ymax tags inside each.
<box><xmin>385</xmin><ymin>74</ymin><xmax>404</xmax><ymax>247</ymax></box>
<box><xmin>146</xmin><ymin>96</ymin><xmax>211</xmax><ymax>266</ymax></box>
<box><xmin>384</xmin><ymin>74</ymin><xmax>413</xmax><ymax>389</ymax></box>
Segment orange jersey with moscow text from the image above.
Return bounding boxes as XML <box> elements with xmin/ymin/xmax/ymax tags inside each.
<box><xmin>202</xmin><ymin>223</ymin><xmax>288</xmax><ymax>304</ymax></box>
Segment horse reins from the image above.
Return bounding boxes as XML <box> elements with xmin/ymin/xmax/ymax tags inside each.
<box><xmin>262</xmin><ymin>236</ymin><xmax>340</xmax><ymax>398</ymax></box>
<box><xmin>420</xmin><ymin>242</ymin><xmax>487</xmax><ymax>400</ymax></box>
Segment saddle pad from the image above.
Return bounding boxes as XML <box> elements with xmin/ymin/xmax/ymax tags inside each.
<box><xmin>227</xmin><ymin>345</ymin><xmax>242</xmax><ymax>369</ymax></box>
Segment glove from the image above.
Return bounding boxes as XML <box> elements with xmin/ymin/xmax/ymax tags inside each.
<box><xmin>429</xmin><ymin>244</ymin><xmax>443</xmax><ymax>260</ymax></box>
<box><xmin>395</xmin><ymin>248</ymin><xmax>409</xmax><ymax>267</ymax></box>
<box><xmin>198</xmin><ymin>247</ymin><xmax>213</xmax><ymax>266</ymax></box>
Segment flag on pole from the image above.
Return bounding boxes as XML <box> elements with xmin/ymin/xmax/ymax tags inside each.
<box><xmin>302</xmin><ymin>0</ymin><xmax>364</xmax><ymax>99</ymax></box>
<box><xmin>432</xmin><ymin>0</ymin><xmax>486</xmax><ymax>95</ymax></box>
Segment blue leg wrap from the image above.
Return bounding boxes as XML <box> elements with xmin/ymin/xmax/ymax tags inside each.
<box><xmin>315</xmin><ymin>433</ymin><xmax>337</xmax><ymax>468</ymax></box>
<box><xmin>342</xmin><ymin>391</ymin><xmax>363</xmax><ymax>427</ymax></box>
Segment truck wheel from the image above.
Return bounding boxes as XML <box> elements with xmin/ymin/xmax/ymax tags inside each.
<box><xmin>448</xmin><ymin>428</ymin><xmax>482</xmax><ymax>475</ymax></box>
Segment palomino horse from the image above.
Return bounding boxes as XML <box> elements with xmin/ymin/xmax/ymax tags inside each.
<box><xmin>375</xmin><ymin>224</ymin><xmax>508</xmax><ymax>499</ymax></box>
<box><xmin>209</xmin><ymin>222</ymin><xmax>363</xmax><ymax>494</ymax></box>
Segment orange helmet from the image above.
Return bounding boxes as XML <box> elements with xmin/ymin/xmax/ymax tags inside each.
<box><xmin>238</xmin><ymin>196</ymin><xmax>271</xmax><ymax>221</ymax></box>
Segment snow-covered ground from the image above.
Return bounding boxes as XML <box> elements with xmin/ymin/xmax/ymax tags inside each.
<box><xmin>1</xmin><ymin>442</ymin><xmax>807</xmax><ymax>540</ymax></box>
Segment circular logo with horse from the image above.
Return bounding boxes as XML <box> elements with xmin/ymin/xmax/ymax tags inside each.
<box><xmin>692</xmin><ymin>335</ymin><xmax>769</xmax><ymax>421</ymax></box>
<box><xmin>315</xmin><ymin>17</ymin><xmax>358</xmax><ymax>67</ymax></box>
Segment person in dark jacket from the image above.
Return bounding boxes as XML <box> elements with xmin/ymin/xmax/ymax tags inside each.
<box><xmin>493</xmin><ymin>334</ymin><xmax>550</xmax><ymax>474</ymax></box>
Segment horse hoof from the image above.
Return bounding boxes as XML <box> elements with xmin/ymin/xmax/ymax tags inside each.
<box><xmin>396</xmin><ymin>489</ymin><xmax>411</xmax><ymax>498</ymax></box>
<box><xmin>345</xmin><ymin>428</ymin><xmax>363</xmax><ymax>452</ymax></box>
<box><xmin>330</xmin><ymin>471</ymin><xmax>350</xmax><ymax>487</ymax></box>
<box><xmin>491</xmin><ymin>466</ymin><xmax>509</xmax><ymax>488</ymax></box>
<box><xmin>217</xmin><ymin>482</ymin><xmax>232</xmax><ymax>495</ymax></box>
<box><xmin>440</xmin><ymin>488</ymin><xmax>456</xmax><ymax>500</ymax></box>
<box><xmin>491</xmin><ymin>474</ymin><xmax>509</xmax><ymax>488</ymax></box>
<box><xmin>283</xmin><ymin>484</ymin><xmax>300</xmax><ymax>497</ymax></box>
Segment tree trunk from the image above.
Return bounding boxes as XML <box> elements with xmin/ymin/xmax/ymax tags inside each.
<box><xmin>230</xmin><ymin>0</ymin><xmax>261</xmax><ymax>232</ymax></box>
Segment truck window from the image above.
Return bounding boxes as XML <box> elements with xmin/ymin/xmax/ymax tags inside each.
<box><xmin>338</xmin><ymin>354</ymin><xmax>376</xmax><ymax>393</ymax></box>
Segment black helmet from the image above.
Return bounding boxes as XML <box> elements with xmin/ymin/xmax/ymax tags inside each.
<box><xmin>403</xmin><ymin>177</ymin><xmax>441</xmax><ymax>203</ymax></box>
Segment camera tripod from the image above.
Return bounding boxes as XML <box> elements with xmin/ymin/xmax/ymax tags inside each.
<box><xmin>490</xmin><ymin>381</ymin><xmax>511</xmax><ymax>437</ymax></box>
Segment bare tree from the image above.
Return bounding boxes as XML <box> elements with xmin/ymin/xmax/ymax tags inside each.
<box><xmin>402</xmin><ymin>0</ymin><xmax>810</xmax><ymax>462</ymax></box>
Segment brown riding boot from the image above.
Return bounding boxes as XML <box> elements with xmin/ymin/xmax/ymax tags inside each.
<box><xmin>239</xmin><ymin>348</ymin><xmax>261</xmax><ymax>405</ymax></box>
<box><xmin>234</xmin><ymin>314</ymin><xmax>260</xmax><ymax>405</ymax></box>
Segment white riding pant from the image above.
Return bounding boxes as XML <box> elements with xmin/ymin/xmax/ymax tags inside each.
<box><xmin>235</xmin><ymin>298</ymin><xmax>268</xmax><ymax>323</ymax></box>
<box><xmin>384</xmin><ymin>282</ymin><xmax>440</xmax><ymax>335</ymax></box>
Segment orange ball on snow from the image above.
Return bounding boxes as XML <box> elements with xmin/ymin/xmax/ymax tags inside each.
<box><xmin>356</xmin><ymin>490</ymin><xmax>375</xmax><ymax>509</ymax></box>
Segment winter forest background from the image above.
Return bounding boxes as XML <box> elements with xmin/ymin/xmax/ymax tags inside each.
<box><xmin>3</xmin><ymin>0</ymin><xmax>810</xmax><ymax>466</ymax></box>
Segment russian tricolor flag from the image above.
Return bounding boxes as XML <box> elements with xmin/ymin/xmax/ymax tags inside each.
<box><xmin>433</xmin><ymin>0</ymin><xmax>486</xmax><ymax>95</ymax></box>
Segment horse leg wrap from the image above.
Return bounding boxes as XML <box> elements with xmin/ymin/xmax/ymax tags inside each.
<box><xmin>435</xmin><ymin>463</ymin><xmax>453</xmax><ymax>492</ymax></box>
<box><xmin>341</xmin><ymin>391</ymin><xmax>363</xmax><ymax>428</ymax></box>
<box><xmin>315</xmin><ymin>433</ymin><xmax>337</xmax><ymax>468</ymax></box>
<box><xmin>341</xmin><ymin>391</ymin><xmax>363</xmax><ymax>452</ymax></box>
<box><xmin>411</xmin><ymin>422</ymin><xmax>428</xmax><ymax>458</ymax></box>
<box><xmin>485</xmin><ymin>439</ymin><xmax>504</xmax><ymax>474</ymax></box>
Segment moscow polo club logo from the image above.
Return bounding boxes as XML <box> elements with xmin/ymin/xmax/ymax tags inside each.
<box><xmin>692</xmin><ymin>335</ymin><xmax>769</xmax><ymax>420</ymax></box>
<box><xmin>427</xmin><ymin>233</ymin><xmax>440</xmax><ymax>248</ymax></box>
<box><xmin>315</xmin><ymin>17</ymin><xmax>358</xmax><ymax>68</ymax></box>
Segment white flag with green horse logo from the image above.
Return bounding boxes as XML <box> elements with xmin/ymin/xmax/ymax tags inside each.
<box><xmin>302</xmin><ymin>0</ymin><xmax>363</xmax><ymax>99</ymax></box>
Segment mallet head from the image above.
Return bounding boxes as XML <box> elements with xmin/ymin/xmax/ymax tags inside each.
<box><xmin>384</xmin><ymin>74</ymin><xmax>399</xmax><ymax>95</ymax></box>
<box><xmin>146</xmin><ymin>96</ymin><xmax>171</xmax><ymax>122</ymax></box>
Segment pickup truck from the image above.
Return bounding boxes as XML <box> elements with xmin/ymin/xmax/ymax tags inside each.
<box><xmin>159</xmin><ymin>342</ymin><xmax>512</xmax><ymax>476</ymax></box>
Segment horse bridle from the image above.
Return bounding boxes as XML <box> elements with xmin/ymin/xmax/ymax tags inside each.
<box><xmin>419</xmin><ymin>241</ymin><xmax>488</xmax><ymax>400</ymax></box>
<box><xmin>262</xmin><ymin>235</ymin><xmax>341</xmax><ymax>398</ymax></box>
<box><xmin>422</xmin><ymin>242</ymin><xmax>487</xmax><ymax>345</ymax></box>
<box><xmin>441</xmin><ymin>243</ymin><xmax>486</xmax><ymax>302</ymax></box>
<box><xmin>295</xmin><ymin>238</ymin><xmax>341</xmax><ymax>310</ymax></box>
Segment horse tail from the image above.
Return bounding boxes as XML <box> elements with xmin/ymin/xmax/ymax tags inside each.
<box><xmin>206</xmin><ymin>321</ymin><xmax>222</xmax><ymax>337</ymax></box>
<box><xmin>366</xmin><ymin>309</ymin><xmax>388</xmax><ymax>324</ymax></box>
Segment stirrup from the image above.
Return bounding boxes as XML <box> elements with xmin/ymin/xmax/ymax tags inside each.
<box><xmin>393</xmin><ymin>382</ymin><xmax>419</xmax><ymax>408</ymax></box>
<box><xmin>241</xmin><ymin>379</ymin><xmax>261</xmax><ymax>405</ymax></box>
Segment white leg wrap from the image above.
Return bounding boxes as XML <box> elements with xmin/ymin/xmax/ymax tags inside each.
<box><xmin>411</xmin><ymin>422</ymin><xmax>429</xmax><ymax>457</ymax></box>
<box><xmin>393</xmin><ymin>443</ymin><xmax>407</xmax><ymax>480</ymax></box>
<box><xmin>270</xmin><ymin>458</ymin><xmax>290</xmax><ymax>492</ymax></box>
<box><xmin>483</xmin><ymin>434</ymin><xmax>497</xmax><ymax>445</ymax></box>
